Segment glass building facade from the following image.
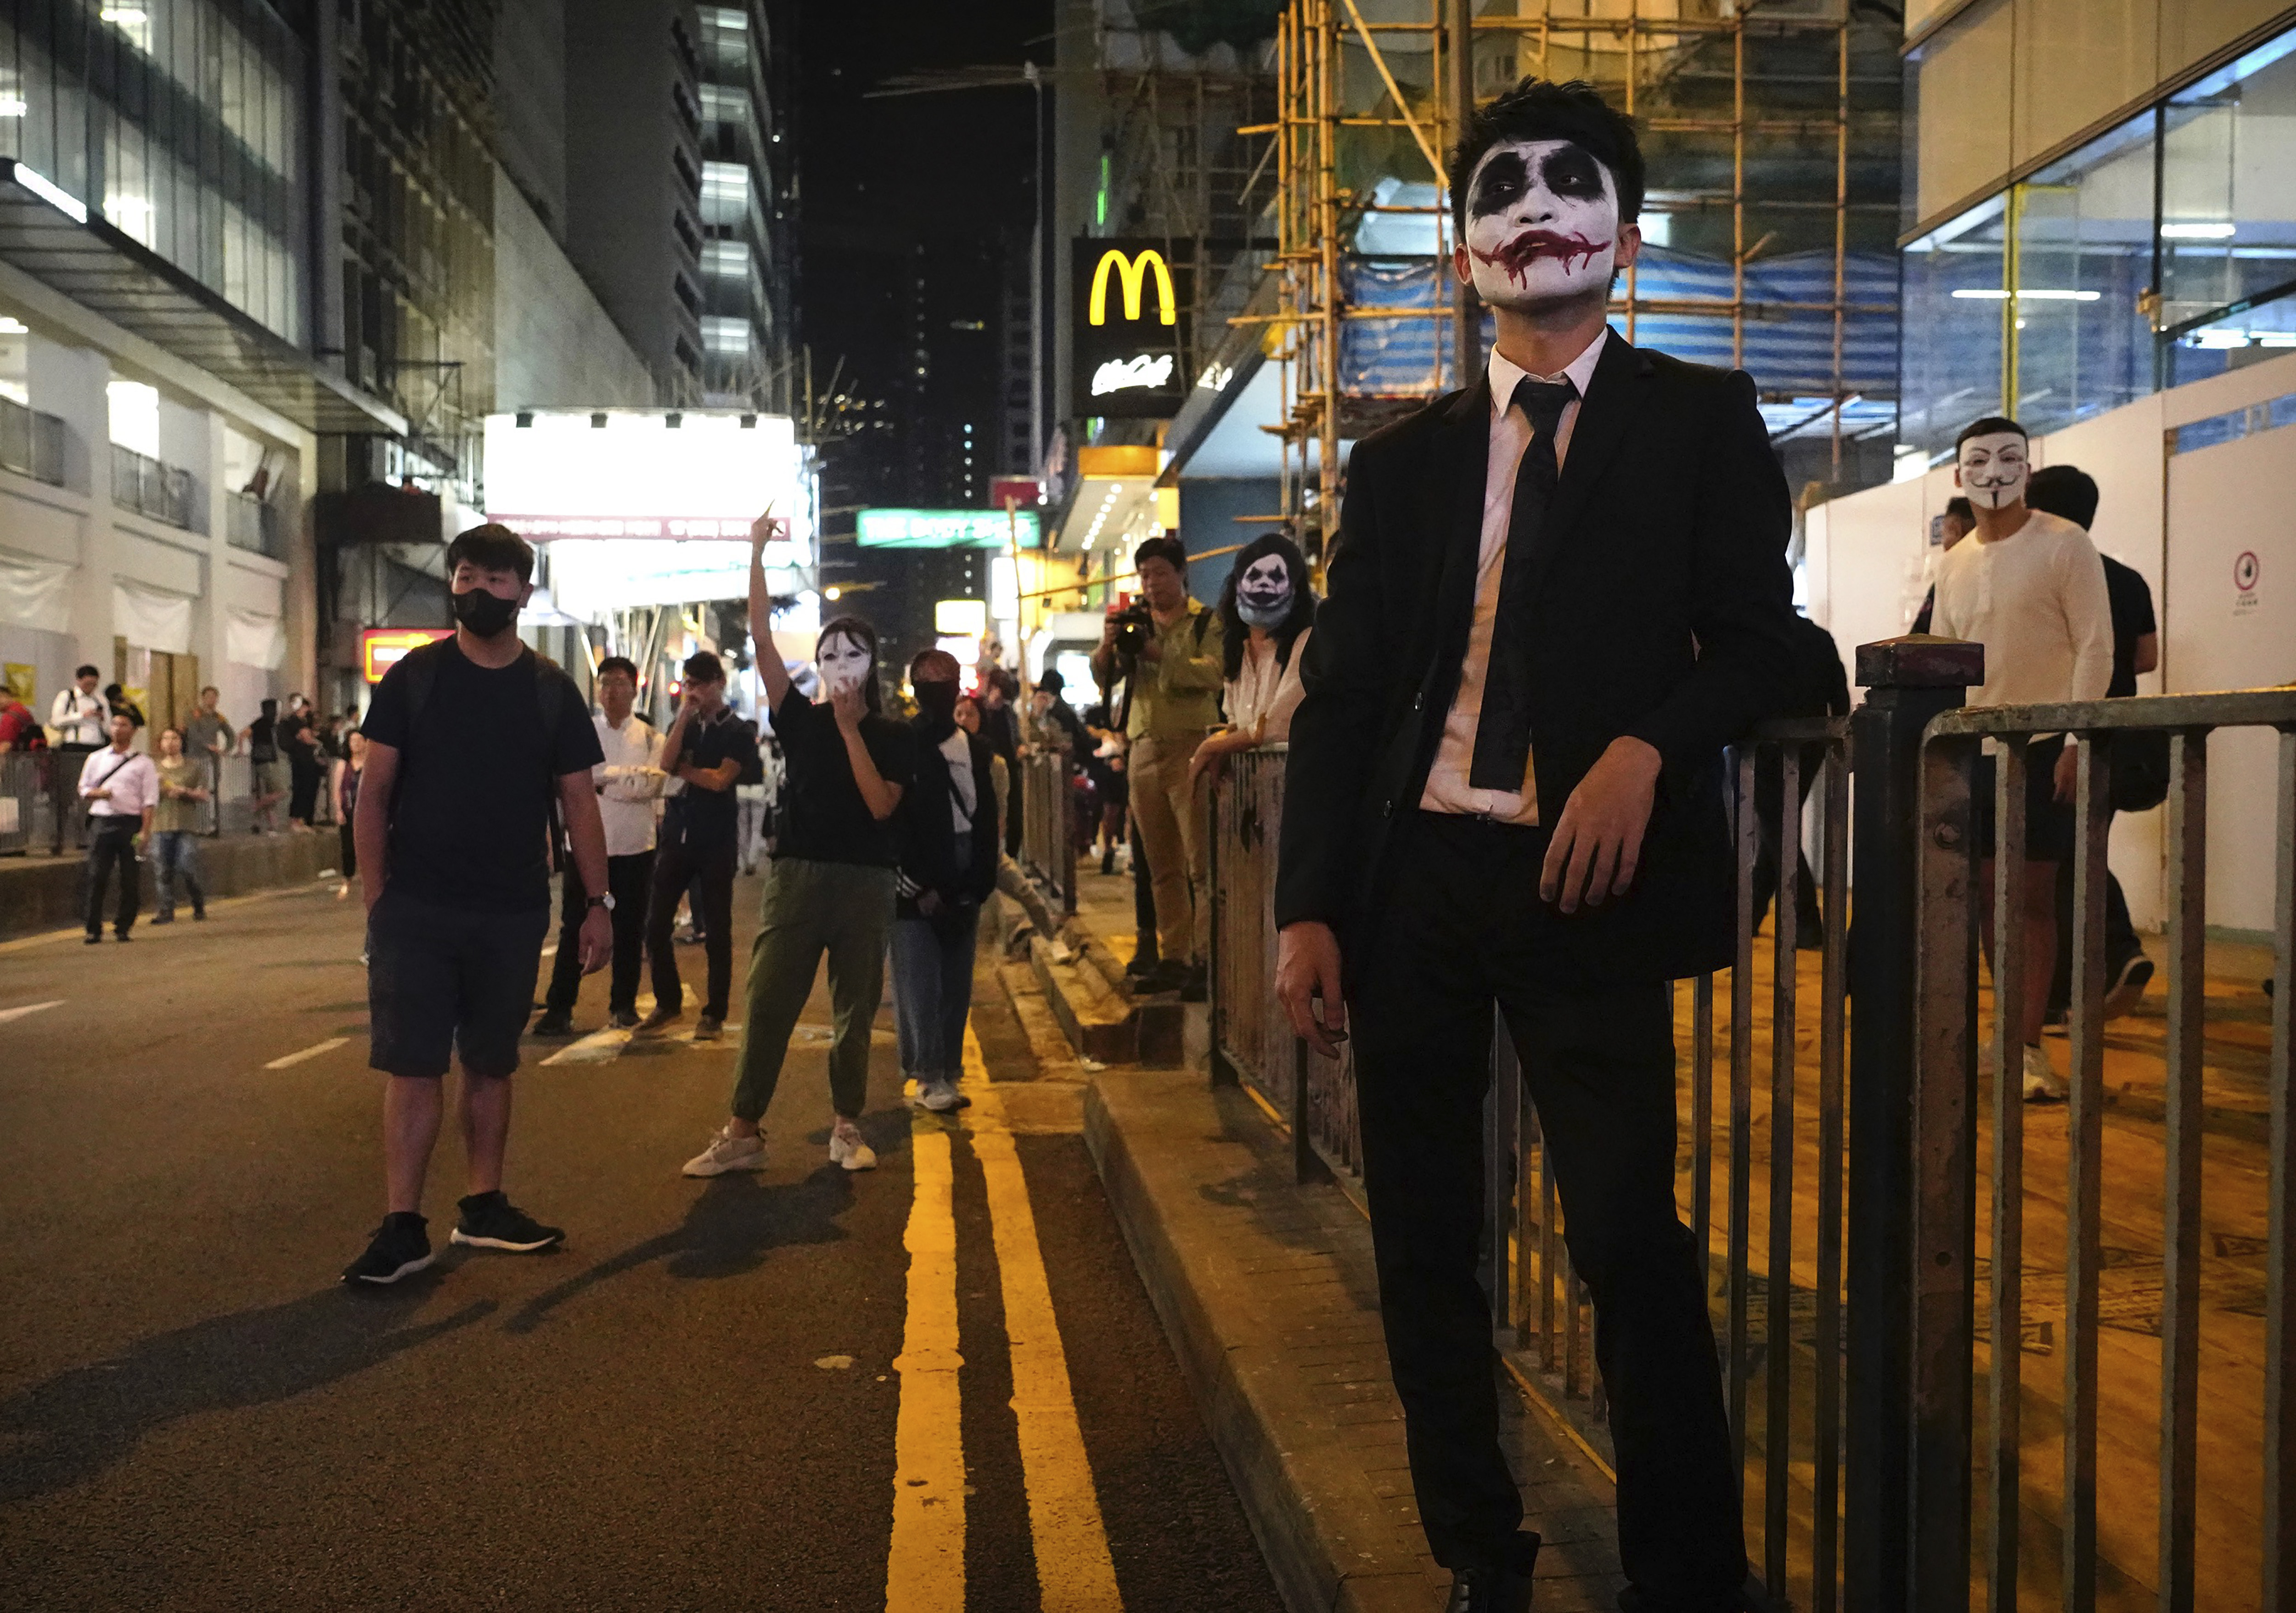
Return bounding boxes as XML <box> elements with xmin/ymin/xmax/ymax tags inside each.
<box><xmin>1900</xmin><ymin>25</ymin><xmax>2296</xmax><ymax>459</ymax></box>
<box><xmin>0</xmin><ymin>0</ymin><xmax>306</xmax><ymax>343</ymax></box>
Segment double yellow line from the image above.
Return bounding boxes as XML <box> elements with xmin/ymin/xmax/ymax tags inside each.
<box><xmin>884</xmin><ymin>1030</ymin><xmax>1123</xmax><ymax>1613</ymax></box>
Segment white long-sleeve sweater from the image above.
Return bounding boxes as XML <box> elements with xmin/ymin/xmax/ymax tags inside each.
<box><xmin>1929</xmin><ymin>508</ymin><xmax>2114</xmax><ymax>714</ymax></box>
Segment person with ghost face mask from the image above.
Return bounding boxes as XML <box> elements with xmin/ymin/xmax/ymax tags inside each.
<box><xmin>1190</xmin><ymin>532</ymin><xmax>1318</xmax><ymax>791</ymax></box>
<box><xmin>1272</xmin><ymin>78</ymin><xmax>1801</xmax><ymax>1613</ymax></box>
<box><xmin>682</xmin><ymin>519</ymin><xmax>919</xmax><ymax>1181</ymax></box>
<box><xmin>1930</xmin><ymin>417</ymin><xmax>2115</xmax><ymax>1101</ymax></box>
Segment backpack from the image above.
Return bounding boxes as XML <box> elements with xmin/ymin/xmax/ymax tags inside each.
<box><xmin>398</xmin><ymin>641</ymin><xmax>574</xmax><ymax>869</ymax></box>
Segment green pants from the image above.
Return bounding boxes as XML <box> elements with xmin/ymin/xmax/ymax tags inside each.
<box><xmin>731</xmin><ymin>857</ymin><xmax>896</xmax><ymax>1125</ymax></box>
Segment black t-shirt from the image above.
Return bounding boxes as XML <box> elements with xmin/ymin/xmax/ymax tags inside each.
<box><xmin>772</xmin><ymin>687</ymin><xmax>917</xmax><ymax>867</ymax></box>
<box><xmin>360</xmin><ymin>643</ymin><xmax>604</xmax><ymax>912</ymax></box>
<box><xmin>2101</xmin><ymin>554</ymin><xmax>2156</xmax><ymax>699</ymax></box>
<box><xmin>662</xmin><ymin>707</ymin><xmax>761</xmax><ymax>854</ymax></box>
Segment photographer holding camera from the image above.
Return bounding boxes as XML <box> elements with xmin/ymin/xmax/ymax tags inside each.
<box><xmin>1090</xmin><ymin>535</ymin><xmax>1224</xmax><ymax>998</ymax></box>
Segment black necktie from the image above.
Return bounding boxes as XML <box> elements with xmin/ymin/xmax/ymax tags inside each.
<box><xmin>1468</xmin><ymin>374</ymin><xmax>1579</xmax><ymax>792</ymax></box>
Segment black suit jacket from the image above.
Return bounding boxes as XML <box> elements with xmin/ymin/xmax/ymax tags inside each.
<box><xmin>1274</xmin><ymin>333</ymin><xmax>1801</xmax><ymax>982</ymax></box>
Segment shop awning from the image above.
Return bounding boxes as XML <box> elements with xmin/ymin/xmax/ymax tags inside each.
<box><xmin>0</xmin><ymin>159</ymin><xmax>407</xmax><ymax>438</ymax></box>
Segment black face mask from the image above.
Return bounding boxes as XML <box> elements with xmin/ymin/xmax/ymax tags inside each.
<box><xmin>914</xmin><ymin>680</ymin><xmax>960</xmax><ymax>733</ymax></box>
<box><xmin>452</xmin><ymin>586</ymin><xmax>519</xmax><ymax>638</ymax></box>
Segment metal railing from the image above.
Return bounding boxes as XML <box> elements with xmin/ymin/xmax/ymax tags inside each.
<box><xmin>1202</xmin><ymin>639</ymin><xmax>2296</xmax><ymax>1613</ymax></box>
<box><xmin>226</xmin><ymin>491</ymin><xmax>283</xmax><ymax>558</ymax></box>
<box><xmin>0</xmin><ymin>394</ymin><xmax>66</xmax><ymax>485</ymax></box>
<box><xmin>1017</xmin><ymin>745</ymin><xmax>1077</xmax><ymax>917</ymax></box>
<box><xmin>0</xmin><ymin>750</ymin><xmax>41</xmax><ymax>853</ymax></box>
<box><xmin>110</xmin><ymin>444</ymin><xmax>197</xmax><ymax>529</ymax></box>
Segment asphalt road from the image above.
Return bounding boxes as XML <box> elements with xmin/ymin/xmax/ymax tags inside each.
<box><xmin>0</xmin><ymin>872</ymin><xmax>1285</xmax><ymax>1613</ymax></box>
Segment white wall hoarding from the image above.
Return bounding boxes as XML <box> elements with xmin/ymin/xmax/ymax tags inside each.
<box><xmin>482</xmin><ymin>410</ymin><xmax>814</xmax><ymax>617</ymax></box>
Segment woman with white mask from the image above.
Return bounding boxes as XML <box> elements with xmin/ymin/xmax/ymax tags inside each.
<box><xmin>683</xmin><ymin>519</ymin><xmax>918</xmax><ymax>1179</ymax></box>
<box><xmin>1189</xmin><ymin>531</ymin><xmax>1318</xmax><ymax>790</ymax></box>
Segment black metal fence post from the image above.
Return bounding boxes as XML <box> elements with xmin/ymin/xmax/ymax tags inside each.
<box><xmin>1845</xmin><ymin>635</ymin><xmax>1982</xmax><ymax>1613</ymax></box>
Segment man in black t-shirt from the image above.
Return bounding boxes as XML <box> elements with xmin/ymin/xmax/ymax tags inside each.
<box><xmin>641</xmin><ymin>651</ymin><xmax>759</xmax><ymax>1039</ymax></box>
<box><xmin>343</xmin><ymin>523</ymin><xmax>611</xmax><ymax>1286</ymax></box>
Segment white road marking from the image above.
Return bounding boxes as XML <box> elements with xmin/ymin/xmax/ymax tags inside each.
<box><xmin>542</xmin><ymin>1026</ymin><xmax>634</xmax><ymax>1065</ymax></box>
<box><xmin>540</xmin><ymin>943</ymin><xmax>558</xmax><ymax>958</ymax></box>
<box><xmin>0</xmin><ymin>1000</ymin><xmax>64</xmax><ymax>1026</ymax></box>
<box><xmin>264</xmin><ymin>1036</ymin><xmax>350</xmax><ymax>1069</ymax></box>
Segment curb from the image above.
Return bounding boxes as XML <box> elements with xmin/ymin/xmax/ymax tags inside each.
<box><xmin>994</xmin><ymin>864</ymin><xmax>1184</xmax><ymax>1066</ymax></box>
<box><xmin>0</xmin><ymin>829</ymin><xmax>337</xmax><ymax>940</ymax></box>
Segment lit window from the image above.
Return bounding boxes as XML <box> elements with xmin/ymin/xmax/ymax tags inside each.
<box><xmin>108</xmin><ymin>380</ymin><xmax>161</xmax><ymax>457</ymax></box>
<box><xmin>702</xmin><ymin>316</ymin><xmax>752</xmax><ymax>355</ymax></box>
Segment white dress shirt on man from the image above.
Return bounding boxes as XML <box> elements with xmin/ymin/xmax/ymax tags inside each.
<box><xmin>79</xmin><ymin>745</ymin><xmax>160</xmax><ymax>818</ymax></box>
<box><xmin>1418</xmin><ymin>327</ymin><xmax>1610</xmax><ymax>824</ymax></box>
<box><xmin>51</xmin><ymin>686</ymin><xmax>108</xmax><ymax>747</ymax></box>
<box><xmin>1928</xmin><ymin>507</ymin><xmax>2114</xmax><ymax>713</ymax></box>
<box><xmin>592</xmin><ymin>713</ymin><xmax>664</xmax><ymax>857</ymax></box>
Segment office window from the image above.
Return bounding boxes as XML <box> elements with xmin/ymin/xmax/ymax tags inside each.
<box><xmin>1900</xmin><ymin>198</ymin><xmax>2008</xmax><ymax>459</ymax></box>
<box><xmin>2007</xmin><ymin>118</ymin><xmax>2156</xmax><ymax>436</ymax></box>
<box><xmin>2161</xmin><ymin>32</ymin><xmax>2296</xmax><ymax>339</ymax></box>
<box><xmin>702</xmin><ymin>316</ymin><xmax>751</xmax><ymax>356</ymax></box>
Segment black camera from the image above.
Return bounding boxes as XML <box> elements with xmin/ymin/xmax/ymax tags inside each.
<box><xmin>1109</xmin><ymin>600</ymin><xmax>1154</xmax><ymax>660</ymax></box>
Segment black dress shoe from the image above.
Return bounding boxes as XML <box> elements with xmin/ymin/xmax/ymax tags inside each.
<box><xmin>1445</xmin><ymin>1532</ymin><xmax>1540</xmax><ymax>1613</ymax></box>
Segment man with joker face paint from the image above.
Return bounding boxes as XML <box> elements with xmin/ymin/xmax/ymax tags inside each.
<box><xmin>1931</xmin><ymin>417</ymin><xmax>2115</xmax><ymax>1102</ymax></box>
<box><xmin>1273</xmin><ymin>79</ymin><xmax>1802</xmax><ymax>1613</ymax></box>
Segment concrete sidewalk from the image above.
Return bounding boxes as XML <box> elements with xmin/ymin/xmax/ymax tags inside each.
<box><xmin>0</xmin><ymin>830</ymin><xmax>336</xmax><ymax>939</ymax></box>
<box><xmin>1081</xmin><ymin>1066</ymin><xmax>1625</xmax><ymax>1613</ymax></box>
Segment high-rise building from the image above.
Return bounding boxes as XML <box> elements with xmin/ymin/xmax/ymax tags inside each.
<box><xmin>694</xmin><ymin>1</ymin><xmax>793</xmax><ymax>412</ymax></box>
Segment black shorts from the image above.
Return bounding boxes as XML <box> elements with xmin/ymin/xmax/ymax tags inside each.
<box><xmin>366</xmin><ymin>887</ymin><xmax>549</xmax><ymax>1079</ymax></box>
<box><xmin>1972</xmin><ymin>733</ymin><xmax>2076</xmax><ymax>864</ymax></box>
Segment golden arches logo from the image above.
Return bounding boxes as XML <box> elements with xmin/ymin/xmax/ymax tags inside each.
<box><xmin>1087</xmin><ymin>249</ymin><xmax>1177</xmax><ymax>327</ymax></box>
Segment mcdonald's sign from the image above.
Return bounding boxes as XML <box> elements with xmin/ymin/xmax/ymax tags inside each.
<box><xmin>1072</xmin><ymin>237</ymin><xmax>1192</xmax><ymax>418</ymax></box>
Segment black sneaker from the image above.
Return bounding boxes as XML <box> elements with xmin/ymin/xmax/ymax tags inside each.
<box><xmin>693</xmin><ymin>1013</ymin><xmax>723</xmax><ymax>1041</ymax></box>
<box><xmin>84</xmin><ymin>932</ymin><xmax>101</xmax><ymax>945</ymax></box>
<box><xmin>531</xmin><ymin>1009</ymin><xmax>576</xmax><ymax>1037</ymax></box>
<box><xmin>608</xmin><ymin>1008</ymin><xmax>639</xmax><ymax>1030</ymax></box>
<box><xmin>152</xmin><ymin>911</ymin><xmax>175</xmax><ymax>925</ymax></box>
<box><xmin>2103</xmin><ymin>953</ymin><xmax>2156</xmax><ymax>1020</ymax></box>
<box><xmin>343</xmin><ymin>1213</ymin><xmax>434</xmax><ymax>1285</ymax></box>
<box><xmin>450</xmin><ymin>1191</ymin><xmax>564</xmax><ymax>1253</ymax></box>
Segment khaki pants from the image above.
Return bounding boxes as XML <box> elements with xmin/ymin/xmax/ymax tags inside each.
<box><xmin>1128</xmin><ymin>730</ymin><xmax>1209</xmax><ymax>966</ymax></box>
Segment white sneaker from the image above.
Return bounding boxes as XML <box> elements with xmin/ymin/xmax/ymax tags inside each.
<box><xmin>2021</xmin><ymin>1042</ymin><xmax>2069</xmax><ymax>1102</ymax></box>
<box><xmin>683</xmin><ymin>1125</ymin><xmax>765</xmax><ymax>1177</ymax></box>
<box><xmin>911</xmin><ymin>1077</ymin><xmax>961</xmax><ymax>1113</ymax></box>
<box><xmin>828</xmin><ymin>1122</ymin><xmax>877</xmax><ymax>1172</ymax></box>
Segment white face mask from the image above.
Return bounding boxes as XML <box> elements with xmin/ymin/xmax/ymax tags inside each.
<box><xmin>1235</xmin><ymin>554</ymin><xmax>1293</xmax><ymax>628</ymax></box>
<box><xmin>1461</xmin><ymin>139</ymin><xmax>1621</xmax><ymax>311</ymax></box>
<box><xmin>1956</xmin><ymin>431</ymin><xmax>2030</xmax><ymax>512</ymax></box>
<box><xmin>817</xmin><ymin>632</ymin><xmax>873</xmax><ymax>697</ymax></box>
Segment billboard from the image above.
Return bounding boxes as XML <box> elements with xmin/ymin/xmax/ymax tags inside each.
<box><xmin>481</xmin><ymin>410</ymin><xmax>810</xmax><ymax>553</ymax></box>
<box><xmin>1072</xmin><ymin>239</ymin><xmax>1192</xmax><ymax>418</ymax></box>
<box><xmin>361</xmin><ymin>627</ymin><xmax>453</xmax><ymax>683</ymax></box>
<box><xmin>856</xmin><ymin>508</ymin><xmax>1041</xmax><ymax>550</ymax></box>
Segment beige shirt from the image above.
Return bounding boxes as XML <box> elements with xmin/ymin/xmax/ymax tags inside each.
<box><xmin>1226</xmin><ymin>626</ymin><xmax>1311</xmax><ymax>746</ymax></box>
<box><xmin>1929</xmin><ymin>506</ymin><xmax>2114</xmax><ymax>722</ymax></box>
<box><xmin>1418</xmin><ymin>328</ymin><xmax>1609</xmax><ymax>823</ymax></box>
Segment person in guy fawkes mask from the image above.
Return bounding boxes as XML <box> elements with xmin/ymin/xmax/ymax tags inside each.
<box><xmin>682</xmin><ymin>516</ymin><xmax>918</xmax><ymax>1181</ymax></box>
<box><xmin>1274</xmin><ymin>78</ymin><xmax>1801</xmax><ymax>1613</ymax></box>
<box><xmin>889</xmin><ymin>649</ymin><xmax>1001</xmax><ymax>1114</ymax></box>
<box><xmin>345</xmin><ymin>522</ymin><xmax>613</xmax><ymax>1285</ymax></box>
<box><xmin>1189</xmin><ymin>531</ymin><xmax>1319</xmax><ymax>791</ymax></box>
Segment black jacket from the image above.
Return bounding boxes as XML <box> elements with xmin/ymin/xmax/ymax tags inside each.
<box><xmin>895</xmin><ymin>727</ymin><xmax>1001</xmax><ymax>915</ymax></box>
<box><xmin>1274</xmin><ymin>334</ymin><xmax>1801</xmax><ymax>982</ymax></box>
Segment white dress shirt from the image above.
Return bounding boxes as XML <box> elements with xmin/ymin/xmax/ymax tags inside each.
<box><xmin>1418</xmin><ymin>327</ymin><xmax>1611</xmax><ymax>823</ymax></box>
<box><xmin>79</xmin><ymin>745</ymin><xmax>159</xmax><ymax>819</ymax></box>
<box><xmin>592</xmin><ymin>713</ymin><xmax>664</xmax><ymax>857</ymax></box>
<box><xmin>1226</xmin><ymin>626</ymin><xmax>1312</xmax><ymax>747</ymax></box>
<box><xmin>51</xmin><ymin>686</ymin><xmax>108</xmax><ymax>746</ymax></box>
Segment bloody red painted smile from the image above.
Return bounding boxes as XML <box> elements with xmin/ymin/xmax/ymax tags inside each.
<box><xmin>1471</xmin><ymin>230</ymin><xmax>1610</xmax><ymax>285</ymax></box>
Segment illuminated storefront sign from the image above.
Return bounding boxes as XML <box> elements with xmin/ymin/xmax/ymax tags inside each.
<box><xmin>1072</xmin><ymin>238</ymin><xmax>1191</xmax><ymax>418</ymax></box>
<box><xmin>361</xmin><ymin>627</ymin><xmax>452</xmax><ymax>683</ymax></box>
<box><xmin>856</xmin><ymin>508</ymin><xmax>1041</xmax><ymax>550</ymax></box>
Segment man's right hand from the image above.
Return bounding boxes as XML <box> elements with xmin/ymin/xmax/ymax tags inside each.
<box><xmin>1276</xmin><ymin>920</ymin><xmax>1348</xmax><ymax>1059</ymax></box>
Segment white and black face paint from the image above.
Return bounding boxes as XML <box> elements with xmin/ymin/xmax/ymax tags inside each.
<box><xmin>817</xmin><ymin>631</ymin><xmax>873</xmax><ymax>696</ymax></box>
<box><xmin>1461</xmin><ymin>139</ymin><xmax>1620</xmax><ymax>311</ymax></box>
<box><xmin>1956</xmin><ymin>431</ymin><xmax>2030</xmax><ymax>512</ymax></box>
<box><xmin>1235</xmin><ymin>554</ymin><xmax>1293</xmax><ymax>629</ymax></box>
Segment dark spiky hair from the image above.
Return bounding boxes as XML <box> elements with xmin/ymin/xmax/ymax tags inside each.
<box><xmin>1448</xmin><ymin>78</ymin><xmax>1644</xmax><ymax>239</ymax></box>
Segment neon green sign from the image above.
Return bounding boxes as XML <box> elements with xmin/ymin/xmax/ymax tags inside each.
<box><xmin>855</xmin><ymin>508</ymin><xmax>1041</xmax><ymax>550</ymax></box>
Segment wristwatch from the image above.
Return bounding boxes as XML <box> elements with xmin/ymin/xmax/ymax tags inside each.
<box><xmin>586</xmin><ymin>893</ymin><xmax>616</xmax><ymax>912</ymax></box>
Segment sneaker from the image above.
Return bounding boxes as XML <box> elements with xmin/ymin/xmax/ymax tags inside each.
<box><xmin>693</xmin><ymin>1014</ymin><xmax>723</xmax><ymax>1042</ymax></box>
<box><xmin>638</xmin><ymin>1003</ymin><xmax>683</xmax><ymax>1034</ymax></box>
<box><xmin>113</xmin><ymin>930</ymin><xmax>131</xmax><ymax>942</ymax></box>
<box><xmin>342</xmin><ymin>1212</ymin><xmax>434</xmax><ymax>1285</ymax></box>
<box><xmin>152</xmin><ymin>911</ymin><xmax>174</xmax><ymax>925</ymax></box>
<box><xmin>683</xmin><ymin>1125</ymin><xmax>765</xmax><ymax>1177</ymax></box>
<box><xmin>2022</xmin><ymin>1042</ymin><xmax>2069</xmax><ymax>1102</ymax></box>
<box><xmin>608</xmin><ymin>1008</ymin><xmax>639</xmax><ymax>1031</ymax></box>
<box><xmin>192</xmin><ymin>908</ymin><xmax>207</xmax><ymax>921</ymax></box>
<box><xmin>2102</xmin><ymin>953</ymin><xmax>2155</xmax><ymax>1021</ymax></box>
<box><xmin>84</xmin><ymin>932</ymin><xmax>101</xmax><ymax>945</ymax></box>
<box><xmin>448</xmin><ymin>1191</ymin><xmax>564</xmax><ymax>1252</ymax></box>
<box><xmin>828</xmin><ymin>1122</ymin><xmax>878</xmax><ymax>1172</ymax></box>
<box><xmin>1124</xmin><ymin>947</ymin><xmax>1160</xmax><ymax>979</ymax></box>
<box><xmin>911</xmin><ymin>1076</ymin><xmax>961</xmax><ymax>1113</ymax></box>
<box><xmin>531</xmin><ymin>1009</ymin><xmax>576</xmax><ymax>1037</ymax></box>
<box><xmin>1179</xmin><ymin>962</ymin><xmax>1208</xmax><ymax>1003</ymax></box>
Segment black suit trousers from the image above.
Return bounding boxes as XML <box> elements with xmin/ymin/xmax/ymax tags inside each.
<box><xmin>545</xmin><ymin>851</ymin><xmax>655</xmax><ymax>1016</ymax></box>
<box><xmin>83</xmin><ymin>820</ymin><xmax>140</xmax><ymax>936</ymax></box>
<box><xmin>647</xmin><ymin>839</ymin><xmax>736</xmax><ymax>1018</ymax></box>
<box><xmin>1347</xmin><ymin>812</ymin><xmax>1745</xmax><ymax>1608</ymax></box>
